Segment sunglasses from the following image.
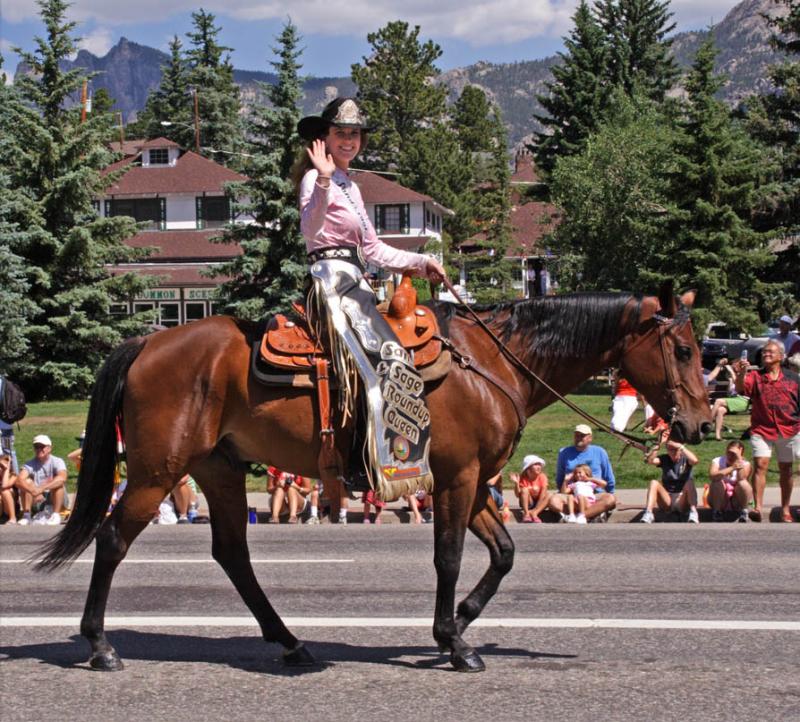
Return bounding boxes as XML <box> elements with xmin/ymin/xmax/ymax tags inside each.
<box><xmin>33</xmin><ymin>444</ymin><xmax>48</xmax><ymax>449</ymax></box>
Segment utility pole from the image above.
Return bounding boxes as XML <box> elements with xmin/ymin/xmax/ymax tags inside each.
<box><xmin>193</xmin><ymin>89</ymin><xmax>200</xmax><ymax>154</ymax></box>
<box><xmin>80</xmin><ymin>79</ymin><xmax>88</xmax><ymax>123</ymax></box>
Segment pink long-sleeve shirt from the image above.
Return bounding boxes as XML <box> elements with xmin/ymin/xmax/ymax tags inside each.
<box><xmin>299</xmin><ymin>168</ymin><xmax>429</xmax><ymax>275</ymax></box>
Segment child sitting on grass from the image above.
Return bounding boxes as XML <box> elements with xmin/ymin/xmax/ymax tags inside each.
<box><xmin>565</xmin><ymin>464</ymin><xmax>607</xmax><ymax>525</ymax></box>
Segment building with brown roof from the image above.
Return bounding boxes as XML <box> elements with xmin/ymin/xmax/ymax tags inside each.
<box><xmin>452</xmin><ymin>150</ymin><xmax>560</xmax><ymax>301</ymax></box>
<box><xmin>102</xmin><ymin>140</ymin><xmax>450</xmax><ymax>325</ymax></box>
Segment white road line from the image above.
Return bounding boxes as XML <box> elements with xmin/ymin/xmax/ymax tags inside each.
<box><xmin>0</xmin><ymin>559</ymin><xmax>353</xmax><ymax>565</ymax></box>
<box><xmin>2</xmin><ymin>617</ymin><xmax>799</xmax><ymax>630</ymax></box>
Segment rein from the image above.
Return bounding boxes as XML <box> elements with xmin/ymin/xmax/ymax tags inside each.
<box><xmin>440</xmin><ymin>278</ymin><xmax>652</xmax><ymax>454</ymax></box>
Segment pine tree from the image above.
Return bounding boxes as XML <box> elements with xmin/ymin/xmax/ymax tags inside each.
<box><xmin>744</xmin><ymin>0</ymin><xmax>800</xmax><ymax>305</ymax></box>
<box><xmin>7</xmin><ymin>0</ymin><xmax>152</xmax><ymax>397</ymax></box>
<box><xmin>595</xmin><ymin>0</ymin><xmax>678</xmax><ymax>102</ymax></box>
<box><xmin>532</xmin><ymin>0</ymin><xmax>609</xmax><ymax>175</ymax></box>
<box><xmin>0</xmin><ymin>67</ymin><xmax>38</xmax><ymax>369</ymax></box>
<box><xmin>465</xmin><ymin>109</ymin><xmax>515</xmax><ymax>303</ymax></box>
<box><xmin>139</xmin><ymin>35</ymin><xmax>193</xmax><ymax>146</ymax></box>
<box><xmin>667</xmin><ymin>37</ymin><xmax>778</xmax><ymax>332</ymax></box>
<box><xmin>184</xmin><ymin>9</ymin><xmax>244</xmax><ymax>166</ymax></box>
<box><xmin>350</xmin><ymin>21</ymin><xmax>447</xmax><ymax>174</ymax></box>
<box><xmin>211</xmin><ymin>20</ymin><xmax>306</xmax><ymax>320</ymax></box>
<box><xmin>452</xmin><ymin>85</ymin><xmax>497</xmax><ymax>154</ymax></box>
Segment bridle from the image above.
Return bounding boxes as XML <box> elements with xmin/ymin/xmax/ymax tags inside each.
<box><xmin>439</xmin><ymin>278</ymin><xmax>691</xmax><ymax>455</ymax></box>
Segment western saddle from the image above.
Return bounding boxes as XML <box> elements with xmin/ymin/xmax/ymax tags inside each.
<box><xmin>252</xmin><ymin>275</ymin><xmax>450</xmax><ymax>483</ymax></box>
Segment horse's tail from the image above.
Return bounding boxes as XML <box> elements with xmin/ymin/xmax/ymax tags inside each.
<box><xmin>35</xmin><ymin>337</ymin><xmax>146</xmax><ymax>572</ymax></box>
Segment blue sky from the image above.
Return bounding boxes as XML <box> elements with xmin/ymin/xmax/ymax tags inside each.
<box><xmin>2</xmin><ymin>0</ymin><xmax>742</xmax><ymax>78</ymax></box>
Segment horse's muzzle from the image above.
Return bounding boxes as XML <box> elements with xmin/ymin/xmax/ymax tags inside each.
<box><xmin>670</xmin><ymin>419</ymin><xmax>710</xmax><ymax>445</ymax></box>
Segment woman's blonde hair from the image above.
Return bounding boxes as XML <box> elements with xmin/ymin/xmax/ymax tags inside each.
<box><xmin>290</xmin><ymin>130</ymin><xmax>369</xmax><ymax>197</ymax></box>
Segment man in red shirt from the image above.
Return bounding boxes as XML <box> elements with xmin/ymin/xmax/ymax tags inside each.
<box><xmin>734</xmin><ymin>340</ymin><xmax>800</xmax><ymax>522</ymax></box>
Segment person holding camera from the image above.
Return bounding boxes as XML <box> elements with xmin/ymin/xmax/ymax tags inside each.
<box><xmin>708</xmin><ymin>358</ymin><xmax>749</xmax><ymax>440</ymax></box>
<box><xmin>734</xmin><ymin>340</ymin><xmax>799</xmax><ymax>522</ymax></box>
<box><xmin>267</xmin><ymin>467</ymin><xmax>312</xmax><ymax>524</ymax></box>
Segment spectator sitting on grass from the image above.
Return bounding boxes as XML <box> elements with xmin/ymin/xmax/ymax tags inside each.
<box><xmin>564</xmin><ymin>463</ymin><xmax>606</xmax><ymax>524</ymax></box>
<box><xmin>15</xmin><ymin>434</ymin><xmax>67</xmax><ymax>526</ymax></box>
<box><xmin>640</xmin><ymin>431</ymin><xmax>700</xmax><ymax>524</ymax></box>
<box><xmin>509</xmin><ymin>455</ymin><xmax>550</xmax><ymax>524</ymax></box>
<box><xmin>549</xmin><ymin>424</ymin><xmax>617</xmax><ymax>523</ymax></box>
<box><xmin>708</xmin><ymin>440</ymin><xmax>753</xmax><ymax>523</ymax></box>
<box><xmin>1</xmin><ymin>454</ymin><xmax>18</xmax><ymax>524</ymax></box>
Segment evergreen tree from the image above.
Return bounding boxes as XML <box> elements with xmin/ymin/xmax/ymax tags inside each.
<box><xmin>746</xmin><ymin>0</ymin><xmax>800</xmax><ymax>304</ymax></box>
<box><xmin>464</xmin><ymin>109</ymin><xmax>515</xmax><ymax>303</ymax></box>
<box><xmin>548</xmin><ymin>92</ymin><xmax>678</xmax><ymax>292</ymax></box>
<box><xmin>351</xmin><ymin>21</ymin><xmax>447</xmax><ymax>174</ymax></box>
<box><xmin>667</xmin><ymin>37</ymin><xmax>778</xmax><ymax>332</ymax></box>
<box><xmin>532</xmin><ymin>0</ymin><xmax>609</xmax><ymax>175</ymax></box>
<box><xmin>91</xmin><ymin>87</ymin><xmax>115</xmax><ymax>117</ymax></box>
<box><xmin>7</xmin><ymin>0</ymin><xmax>152</xmax><ymax>397</ymax></box>
<box><xmin>452</xmin><ymin>85</ymin><xmax>497</xmax><ymax>154</ymax></box>
<box><xmin>185</xmin><ymin>9</ymin><xmax>244</xmax><ymax>166</ymax></box>
<box><xmin>595</xmin><ymin>0</ymin><xmax>678</xmax><ymax>102</ymax></box>
<box><xmin>139</xmin><ymin>35</ymin><xmax>193</xmax><ymax>146</ymax></box>
<box><xmin>211</xmin><ymin>20</ymin><xmax>306</xmax><ymax>319</ymax></box>
<box><xmin>0</xmin><ymin>66</ymin><xmax>38</xmax><ymax>370</ymax></box>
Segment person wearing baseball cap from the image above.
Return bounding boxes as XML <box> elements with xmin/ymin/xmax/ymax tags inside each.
<box><xmin>15</xmin><ymin>433</ymin><xmax>68</xmax><ymax>525</ymax></box>
<box><xmin>509</xmin><ymin>454</ymin><xmax>550</xmax><ymax>523</ymax></box>
<box><xmin>548</xmin><ymin>423</ymin><xmax>617</xmax><ymax>522</ymax></box>
<box><xmin>771</xmin><ymin>315</ymin><xmax>799</xmax><ymax>357</ymax></box>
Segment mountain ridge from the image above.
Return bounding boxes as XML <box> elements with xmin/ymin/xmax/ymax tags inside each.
<box><xmin>13</xmin><ymin>0</ymin><xmax>785</xmax><ymax>146</ymax></box>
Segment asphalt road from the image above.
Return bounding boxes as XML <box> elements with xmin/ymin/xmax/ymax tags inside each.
<box><xmin>2</xmin><ymin>524</ymin><xmax>799</xmax><ymax>722</ymax></box>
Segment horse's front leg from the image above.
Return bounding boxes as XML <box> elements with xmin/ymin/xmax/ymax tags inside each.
<box><xmin>432</xmin><ymin>477</ymin><xmax>485</xmax><ymax>672</ymax></box>
<box><xmin>455</xmin><ymin>489</ymin><xmax>515</xmax><ymax>635</ymax></box>
<box><xmin>192</xmin><ymin>453</ymin><xmax>314</xmax><ymax>667</ymax></box>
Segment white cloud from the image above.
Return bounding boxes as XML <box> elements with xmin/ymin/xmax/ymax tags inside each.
<box><xmin>77</xmin><ymin>27</ymin><xmax>114</xmax><ymax>56</ymax></box>
<box><xmin>3</xmin><ymin>0</ymin><xmax>744</xmax><ymax>45</ymax></box>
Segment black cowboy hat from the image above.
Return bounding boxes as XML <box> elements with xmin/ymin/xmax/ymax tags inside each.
<box><xmin>297</xmin><ymin>97</ymin><xmax>375</xmax><ymax>141</ymax></box>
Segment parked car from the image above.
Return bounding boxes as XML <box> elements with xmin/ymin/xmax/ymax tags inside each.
<box><xmin>701</xmin><ymin>322</ymin><xmax>773</xmax><ymax>370</ymax></box>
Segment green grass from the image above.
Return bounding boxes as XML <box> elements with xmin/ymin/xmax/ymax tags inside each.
<box><xmin>13</xmin><ymin>396</ymin><xmax>775</xmax><ymax>494</ymax></box>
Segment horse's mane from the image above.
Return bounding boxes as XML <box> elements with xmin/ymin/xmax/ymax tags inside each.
<box><xmin>432</xmin><ymin>293</ymin><xmax>643</xmax><ymax>358</ymax></box>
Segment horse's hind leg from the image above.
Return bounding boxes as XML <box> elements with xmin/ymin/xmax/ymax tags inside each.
<box><xmin>455</xmin><ymin>490</ymin><xmax>515</xmax><ymax>636</ymax></box>
<box><xmin>432</xmin><ymin>474</ymin><xmax>486</xmax><ymax>672</ymax></box>
<box><xmin>81</xmin><ymin>485</ymin><xmax>167</xmax><ymax>670</ymax></box>
<box><xmin>191</xmin><ymin>452</ymin><xmax>314</xmax><ymax>667</ymax></box>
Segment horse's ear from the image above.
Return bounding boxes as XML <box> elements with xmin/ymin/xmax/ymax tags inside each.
<box><xmin>657</xmin><ymin>279</ymin><xmax>676</xmax><ymax>317</ymax></box>
<box><xmin>680</xmin><ymin>289</ymin><xmax>696</xmax><ymax>309</ymax></box>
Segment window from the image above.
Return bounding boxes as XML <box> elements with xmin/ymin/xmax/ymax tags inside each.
<box><xmin>374</xmin><ymin>204</ymin><xmax>409</xmax><ymax>234</ymax></box>
<box><xmin>108</xmin><ymin>303</ymin><xmax>128</xmax><ymax>317</ymax></box>
<box><xmin>159</xmin><ymin>303</ymin><xmax>180</xmax><ymax>327</ymax></box>
<box><xmin>196</xmin><ymin>196</ymin><xmax>231</xmax><ymax>229</ymax></box>
<box><xmin>185</xmin><ymin>302</ymin><xmax>206</xmax><ymax>322</ymax></box>
<box><xmin>148</xmin><ymin>148</ymin><xmax>169</xmax><ymax>165</ymax></box>
<box><xmin>108</xmin><ymin>198</ymin><xmax>166</xmax><ymax>230</ymax></box>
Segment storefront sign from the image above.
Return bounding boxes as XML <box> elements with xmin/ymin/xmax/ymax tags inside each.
<box><xmin>135</xmin><ymin>288</ymin><xmax>179</xmax><ymax>301</ymax></box>
<box><xmin>186</xmin><ymin>288</ymin><xmax>215</xmax><ymax>300</ymax></box>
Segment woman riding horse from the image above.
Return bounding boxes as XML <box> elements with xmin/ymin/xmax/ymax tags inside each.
<box><xmin>38</xmin><ymin>284</ymin><xmax>711</xmax><ymax>673</ymax></box>
<box><xmin>295</xmin><ymin>97</ymin><xmax>446</xmax><ymax>498</ymax></box>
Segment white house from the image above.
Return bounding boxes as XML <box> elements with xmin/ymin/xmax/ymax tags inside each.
<box><xmin>101</xmin><ymin>139</ymin><xmax>451</xmax><ymax>325</ymax></box>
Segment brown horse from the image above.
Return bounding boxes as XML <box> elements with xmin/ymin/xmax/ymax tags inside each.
<box><xmin>38</xmin><ymin>281</ymin><xmax>711</xmax><ymax>673</ymax></box>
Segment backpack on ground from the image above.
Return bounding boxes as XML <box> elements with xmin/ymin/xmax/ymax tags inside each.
<box><xmin>0</xmin><ymin>376</ymin><xmax>27</xmax><ymax>424</ymax></box>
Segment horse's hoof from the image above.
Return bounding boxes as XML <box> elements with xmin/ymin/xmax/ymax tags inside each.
<box><xmin>283</xmin><ymin>642</ymin><xmax>316</xmax><ymax>667</ymax></box>
<box><xmin>450</xmin><ymin>649</ymin><xmax>486</xmax><ymax>673</ymax></box>
<box><xmin>89</xmin><ymin>651</ymin><xmax>124</xmax><ymax>671</ymax></box>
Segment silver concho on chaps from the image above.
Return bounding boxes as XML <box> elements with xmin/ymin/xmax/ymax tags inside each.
<box><xmin>309</xmin><ymin>258</ymin><xmax>434</xmax><ymax>501</ymax></box>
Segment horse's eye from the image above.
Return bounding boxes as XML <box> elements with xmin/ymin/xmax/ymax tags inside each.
<box><xmin>676</xmin><ymin>345</ymin><xmax>692</xmax><ymax>362</ymax></box>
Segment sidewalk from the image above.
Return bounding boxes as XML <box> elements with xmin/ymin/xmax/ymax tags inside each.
<box><xmin>195</xmin><ymin>487</ymin><xmax>796</xmax><ymax>524</ymax></box>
